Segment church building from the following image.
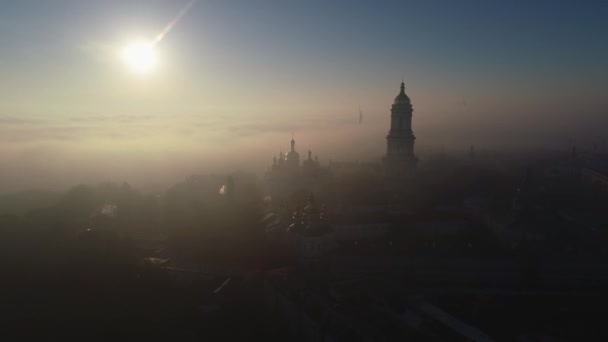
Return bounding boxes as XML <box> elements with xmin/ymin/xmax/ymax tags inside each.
<box><xmin>266</xmin><ymin>135</ymin><xmax>326</xmax><ymax>203</ymax></box>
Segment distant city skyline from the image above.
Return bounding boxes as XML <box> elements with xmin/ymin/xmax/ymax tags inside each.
<box><xmin>0</xmin><ymin>0</ymin><xmax>607</xmax><ymax>191</ymax></box>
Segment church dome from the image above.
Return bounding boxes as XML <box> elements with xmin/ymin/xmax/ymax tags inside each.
<box><xmin>286</xmin><ymin>150</ymin><xmax>300</xmax><ymax>160</ymax></box>
<box><xmin>393</xmin><ymin>82</ymin><xmax>411</xmax><ymax>105</ymax></box>
<box><xmin>285</xmin><ymin>137</ymin><xmax>300</xmax><ymax>162</ymax></box>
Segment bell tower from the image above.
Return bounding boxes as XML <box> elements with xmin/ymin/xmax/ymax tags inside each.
<box><xmin>384</xmin><ymin>81</ymin><xmax>417</xmax><ymax>179</ymax></box>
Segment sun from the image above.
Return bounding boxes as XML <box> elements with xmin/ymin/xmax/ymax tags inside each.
<box><xmin>122</xmin><ymin>42</ymin><xmax>157</xmax><ymax>73</ymax></box>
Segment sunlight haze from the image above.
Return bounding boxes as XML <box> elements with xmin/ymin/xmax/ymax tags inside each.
<box><xmin>0</xmin><ymin>0</ymin><xmax>606</xmax><ymax>192</ymax></box>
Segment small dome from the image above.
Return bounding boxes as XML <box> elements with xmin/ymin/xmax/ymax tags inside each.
<box><xmin>393</xmin><ymin>82</ymin><xmax>411</xmax><ymax>105</ymax></box>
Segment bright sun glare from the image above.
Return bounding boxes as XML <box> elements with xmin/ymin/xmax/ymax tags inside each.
<box><xmin>123</xmin><ymin>42</ymin><xmax>157</xmax><ymax>73</ymax></box>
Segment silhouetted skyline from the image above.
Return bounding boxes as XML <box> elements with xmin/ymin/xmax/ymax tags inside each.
<box><xmin>0</xmin><ymin>1</ymin><xmax>607</xmax><ymax>191</ymax></box>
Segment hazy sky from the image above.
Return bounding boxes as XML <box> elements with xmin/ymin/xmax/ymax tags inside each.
<box><xmin>0</xmin><ymin>0</ymin><xmax>607</xmax><ymax>192</ymax></box>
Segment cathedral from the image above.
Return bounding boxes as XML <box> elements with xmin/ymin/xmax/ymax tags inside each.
<box><xmin>270</xmin><ymin>135</ymin><xmax>321</xmax><ymax>175</ymax></box>
<box><xmin>266</xmin><ymin>134</ymin><xmax>325</xmax><ymax>202</ymax></box>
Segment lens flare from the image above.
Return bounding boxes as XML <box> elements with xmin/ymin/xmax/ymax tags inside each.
<box><xmin>154</xmin><ymin>0</ymin><xmax>197</xmax><ymax>45</ymax></box>
<box><xmin>120</xmin><ymin>1</ymin><xmax>196</xmax><ymax>74</ymax></box>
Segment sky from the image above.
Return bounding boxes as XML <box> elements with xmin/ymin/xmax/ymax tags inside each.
<box><xmin>0</xmin><ymin>0</ymin><xmax>607</xmax><ymax>192</ymax></box>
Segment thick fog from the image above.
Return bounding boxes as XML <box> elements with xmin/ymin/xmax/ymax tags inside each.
<box><xmin>1</xmin><ymin>101</ymin><xmax>606</xmax><ymax>194</ymax></box>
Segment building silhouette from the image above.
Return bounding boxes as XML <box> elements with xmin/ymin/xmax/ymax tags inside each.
<box><xmin>266</xmin><ymin>136</ymin><xmax>326</xmax><ymax>203</ymax></box>
<box><xmin>383</xmin><ymin>81</ymin><xmax>417</xmax><ymax>180</ymax></box>
<box><xmin>266</xmin><ymin>82</ymin><xmax>418</xmax><ymax>198</ymax></box>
